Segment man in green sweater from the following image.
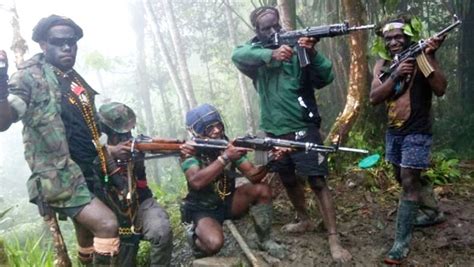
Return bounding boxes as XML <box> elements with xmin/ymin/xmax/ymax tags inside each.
<box><xmin>232</xmin><ymin>6</ymin><xmax>352</xmax><ymax>263</ymax></box>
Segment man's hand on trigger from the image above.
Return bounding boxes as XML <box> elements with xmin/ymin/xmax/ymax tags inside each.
<box><xmin>424</xmin><ymin>36</ymin><xmax>445</xmax><ymax>55</ymax></box>
<box><xmin>271</xmin><ymin>45</ymin><xmax>293</xmax><ymax>61</ymax></box>
<box><xmin>298</xmin><ymin>36</ymin><xmax>319</xmax><ymax>50</ymax></box>
<box><xmin>108</xmin><ymin>142</ymin><xmax>133</xmax><ymax>161</ymax></box>
<box><xmin>225</xmin><ymin>142</ymin><xmax>251</xmax><ymax>161</ymax></box>
<box><xmin>180</xmin><ymin>141</ymin><xmax>197</xmax><ymax>158</ymax></box>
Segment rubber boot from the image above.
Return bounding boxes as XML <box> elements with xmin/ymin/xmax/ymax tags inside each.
<box><xmin>93</xmin><ymin>252</ymin><xmax>117</xmax><ymax>267</ymax></box>
<box><xmin>415</xmin><ymin>181</ymin><xmax>445</xmax><ymax>227</ymax></box>
<box><xmin>78</xmin><ymin>252</ymin><xmax>93</xmax><ymax>267</ymax></box>
<box><xmin>250</xmin><ymin>203</ymin><xmax>286</xmax><ymax>259</ymax></box>
<box><xmin>384</xmin><ymin>200</ymin><xmax>419</xmax><ymax>265</ymax></box>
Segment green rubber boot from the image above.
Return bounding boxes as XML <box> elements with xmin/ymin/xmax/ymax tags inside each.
<box><xmin>415</xmin><ymin>181</ymin><xmax>446</xmax><ymax>227</ymax></box>
<box><xmin>250</xmin><ymin>203</ymin><xmax>286</xmax><ymax>259</ymax></box>
<box><xmin>384</xmin><ymin>200</ymin><xmax>419</xmax><ymax>265</ymax></box>
<box><xmin>93</xmin><ymin>252</ymin><xmax>117</xmax><ymax>267</ymax></box>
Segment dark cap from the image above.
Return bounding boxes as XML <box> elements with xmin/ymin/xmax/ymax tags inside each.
<box><xmin>32</xmin><ymin>14</ymin><xmax>83</xmax><ymax>43</ymax></box>
<box><xmin>186</xmin><ymin>104</ymin><xmax>223</xmax><ymax>137</ymax></box>
<box><xmin>98</xmin><ymin>102</ymin><xmax>136</xmax><ymax>134</ymax></box>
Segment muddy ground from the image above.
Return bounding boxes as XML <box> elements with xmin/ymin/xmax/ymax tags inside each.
<box><xmin>171</xmin><ymin>167</ymin><xmax>474</xmax><ymax>266</ymax></box>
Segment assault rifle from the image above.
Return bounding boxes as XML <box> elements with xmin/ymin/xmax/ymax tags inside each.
<box><xmin>262</xmin><ymin>22</ymin><xmax>375</xmax><ymax>67</ymax></box>
<box><xmin>379</xmin><ymin>16</ymin><xmax>462</xmax><ymax>81</ymax></box>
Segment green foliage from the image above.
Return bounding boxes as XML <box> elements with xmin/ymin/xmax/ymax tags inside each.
<box><xmin>425</xmin><ymin>150</ymin><xmax>462</xmax><ymax>185</ymax></box>
<box><xmin>4</xmin><ymin>233</ymin><xmax>54</xmax><ymax>267</ymax></box>
<box><xmin>370</xmin><ymin>16</ymin><xmax>425</xmax><ymax>60</ymax></box>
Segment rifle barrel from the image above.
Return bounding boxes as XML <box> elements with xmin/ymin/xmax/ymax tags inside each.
<box><xmin>348</xmin><ymin>24</ymin><xmax>375</xmax><ymax>31</ymax></box>
<box><xmin>337</xmin><ymin>147</ymin><xmax>369</xmax><ymax>154</ymax></box>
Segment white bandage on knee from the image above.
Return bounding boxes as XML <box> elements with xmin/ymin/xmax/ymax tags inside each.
<box><xmin>93</xmin><ymin>237</ymin><xmax>120</xmax><ymax>255</ymax></box>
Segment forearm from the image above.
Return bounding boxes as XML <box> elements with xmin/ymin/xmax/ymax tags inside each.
<box><xmin>369</xmin><ymin>77</ymin><xmax>398</xmax><ymax>105</ymax></box>
<box><xmin>307</xmin><ymin>52</ymin><xmax>334</xmax><ymax>89</ymax></box>
<box><xmin>0</xmin><ymin>101</ymin><xmax>14</xmax><ymax>131</ymax></box>
<box><xmin>245</xmin><ymin>165</ymin><xmax>268</xmax><ymax>183</ymax></box>
<box><xmin>187</xmin><ymin>160</ymin><xmax>226</xmax><ymax>190</ymax></box>
<box><xmin>426</xmin><ymin>55</ymin><xmax>447</xmax><ymax>96</ymax></box>
<box><xmin>232</xmin><ymin>44</ymin><xmax>273</xmax><ymax>71</ymax></box>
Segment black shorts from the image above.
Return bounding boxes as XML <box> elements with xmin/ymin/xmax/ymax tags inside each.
<box><xmin>52</xmin><ymin>201</ymin><xmax>89</xmax><ymax>218</ymax></box>
<box><xmin>267</xmin><ymin>126</ymin><xmax>329</xmax><ymax>177</ymax></box>
<box><xmin>181</xmin><ymin>195</ymin><xmax>234</xmax><ymax>225</ymax></box>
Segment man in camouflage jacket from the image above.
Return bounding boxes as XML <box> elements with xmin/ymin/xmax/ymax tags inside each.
<box><xmin>0</xmin><ymin>15</ymin><xmax>121</xmax><ymax>265</ymax></box>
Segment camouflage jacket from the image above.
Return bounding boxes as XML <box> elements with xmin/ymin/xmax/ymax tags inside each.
<box><xmin>8</xmin><ymin>53</ymin><xmax>93</xmax><ymax>208</ymax></box>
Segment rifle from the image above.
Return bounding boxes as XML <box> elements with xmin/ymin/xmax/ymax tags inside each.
<box><xmin>262</xmin><ymin>22</ymin><xmax>375</xmax><ymax>67</ymax></box>
<box><xmin>36</xmin><ymin>180</ymin><xmax>72</xmax><ymax>267</ymax></box>
<box><xmin>194</xmin><ymin>135</ymin><xmax>369</xmax><ymax>154</ymax></box>
<box><xmin>123</xmin><ymin>134</ymin><xmax>368</xmax><ymax>156</ymax></box>
<box><xmin>379</xmin><ymin>16</ymin><xmax>462</xmax><ymax>81</ymax></box>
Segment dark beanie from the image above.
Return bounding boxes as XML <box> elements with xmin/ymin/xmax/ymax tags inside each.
<box><xmin>32</xmin><ymin>14</ymin><xmax>83</xmax><ymax>43</ymax></box>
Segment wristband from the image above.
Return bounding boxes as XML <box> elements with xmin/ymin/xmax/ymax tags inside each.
<box><xmin>217</xmin><ymin>156</ymin><xmax>227</xmax><ymax>166</ymax></box>
<box><xmin>221</xmin><ymin>152</ymin><xmax>230</xmax><ymax>162</ymax></box>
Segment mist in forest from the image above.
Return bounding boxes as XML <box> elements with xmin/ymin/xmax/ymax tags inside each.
<box><xmin>0</xmin><ymin>0</ymin><xmax>472</xmax><ymax>202</ymax></box>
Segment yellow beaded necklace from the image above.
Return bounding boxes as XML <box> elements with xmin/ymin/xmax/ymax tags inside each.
<box><xmin>53</xmin><ymin>67</ymin><xmax>109</xmax><ymax>182</ymax></box>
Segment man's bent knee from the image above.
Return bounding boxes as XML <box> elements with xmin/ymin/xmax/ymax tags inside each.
<box><xmin>308</xmin><ymin>176</ymin><xmax>326</xmax><ymax>192</ymax></box>
<box><xmin>254</xmin><ymin>184</ymin><xmax>272</xmax><ymax>202</ymax></box>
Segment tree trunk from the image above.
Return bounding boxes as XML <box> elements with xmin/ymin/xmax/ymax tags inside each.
<box><xmin>9</xmin><ymin>2</ymin><xmax>27</xmax><ymax>67</ymax></box>
<box><xmin>459</xmin><ymin>1</ymin><xmax>474</xmax><ymax>113</ymax></box>
<box><xmin>223</xmin><ymin>0</ymin><xmax>257</xmax><ymax>134</ymax></box>
<box><xmin>277</xmin><ymin>0</ymin><xmax>296</xmax><ymax>30</ymax></box>
<box><xmin>162</xmin><ymin>0</ymin><xmax>198</xmax><ymax>108</ymax></box>
<box><xmin>130</xmin><ymin>0</ymin><xmax>155</xmax><ymax>134</ymax></box>
<box><xmin>143</xmin><ymin>0</ymin><xmax>189</xmax><ymax>121</ymax></box>
<box><xmin>327</xmin><ymin>0</ymin><xmax>369</xmax><ymax>144</ymax></box>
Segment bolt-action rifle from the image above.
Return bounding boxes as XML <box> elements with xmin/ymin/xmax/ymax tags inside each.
<box><xmin>122</xmin><ymin>134</ymin><xmax>368</xmax><ymax>156</ymax></box>
<box><xmin>261</xmin><ymin>22</ymin><xmax>375</xmax><ymax>67</ymax></box>
<box><xmin>379</xmin><ymin>16</ymin><xmax>462</xmax><ymax>81</ymax></box>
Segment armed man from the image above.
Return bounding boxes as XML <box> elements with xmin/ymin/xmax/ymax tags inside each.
<box><xmin>97</xmin><ymin>102</ymin><xmax>173</xmax><ymax>267</ymax></box>
<box><xmin>179</xmin><ymin>103</ymin><xmax>286</xmax><ymax>259</ymax></box>
<box><xmin>231</xmin><ymin>6</ymin><xmax>352</xmax><ymax>262</ymax></box>
<box><xmin>369</xmin><ymin>14</ymin><xmax>447</xmax><ymax>265</ymax></box>
<box><xmin>0</xmin><ymin>15</ymin><xmax>121</xmax><ymax>265</ymax></box>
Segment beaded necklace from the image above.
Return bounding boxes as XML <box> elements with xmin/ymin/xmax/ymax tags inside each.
<box><xmin>53</xmin><ymin>67</ymin><xmax>109</xmax><ymax>183</ymax></box>
<box><xmin>216</xmin><ymin>172</ymin><xmax>231</xmax><ymax>200</ymax></box>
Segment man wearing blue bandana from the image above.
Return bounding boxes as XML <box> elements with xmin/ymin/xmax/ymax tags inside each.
<box><xmin>179</xmin><ymin>104</ymin><xmax>286</xmax><ymax>259</ymax></box>
<box><xmin>370</xmin><ymin>15</ymin><xmax>447</xmax><ymax>265</ymax></box>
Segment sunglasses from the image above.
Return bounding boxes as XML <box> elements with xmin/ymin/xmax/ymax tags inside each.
<box><xmin>204</xmin><ymin>122</ymin><xmax>224</xmax><ymax>136</ymax></box>
<box><xmin>47</xmin><ymin>37</ymin><xmax>78</xmax><ymax>47</ymax></box>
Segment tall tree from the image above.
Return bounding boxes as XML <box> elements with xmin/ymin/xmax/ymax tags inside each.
<box><xmin>143</xmin><ymin>0</ymin><xmax>189</xmax><ymax>120</ymax></box>
<box><xmin>224</xmin><ymin>0</ymin><xmax>256</xmax><ymax>134</ymax></box>
<box><xmin>130</xmin><ymin>0</ymin><xmax>155</xmax><ymax>133</ymax></box>
<box><xmin>277</xmin><ymin>0</ymin><xmax>296</xmax><ymax>30</ymax></box>
<box><xmin>162</xmin><ymin>0</ymin><xmax>198</xmax><ymax>108</ymax></box>
<box><xmin>459</xmin><ymin>1</ymin><xmax>474</xmax><ymax>113</ymax></box>
<box><xmin>327</xmin><ymin>0</ymin><xmax>370</xmax><ymax>144</ymax></box>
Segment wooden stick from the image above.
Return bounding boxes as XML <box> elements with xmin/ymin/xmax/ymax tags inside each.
<box><xmin>44</xmin><ymin>213</ymin><xmax>71</xmax><ymax>267</ymax></box>
<box><xmin>224</xmin><ymin>220</ymin><xmax>261</xmax><ymax>267</ymax></box>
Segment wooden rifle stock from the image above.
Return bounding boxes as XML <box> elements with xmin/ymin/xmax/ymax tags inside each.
<box><xmin>125</xmin><ymin>137</ymin><xmax>185</xmax><ymax>153</ymax></box>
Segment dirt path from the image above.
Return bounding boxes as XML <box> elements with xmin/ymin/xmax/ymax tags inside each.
<box><xmin>171</xmin><ymin>174</ymin><xmax>474</xmax><ymax>266</ymax></box>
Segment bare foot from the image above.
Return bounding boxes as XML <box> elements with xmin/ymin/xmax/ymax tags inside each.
<box><xmin>328</xmin><ymin>234</ymin><xmax>352</xmax><ymax>263</ymax></box>
<box><xmin>281</xmin><ymin>219</ymin><xmax>315</xmax><ymax>233</ymax></box>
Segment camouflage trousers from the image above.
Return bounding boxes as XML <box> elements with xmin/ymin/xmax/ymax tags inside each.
<box><xmin>119</xmin><ymin>198</ymin><xmax>173</xmax><ymax>267</ymax></box>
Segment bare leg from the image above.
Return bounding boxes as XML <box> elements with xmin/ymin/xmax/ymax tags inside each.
<box><xmin>279</xmin><ymin>171</ymin><xmax>315</xmax><ymax>233</ymax></box>
<box><xmin>309</xmin><ymin>176</ymin><xmax>352</xmax><ymax>263</ymax></box>
<box><xmin>194</xmin><ymin>217</ymin><xmax>224</xmax><ymax>255</ymax></box>
<box><xmin>73</xmin><ymin>197</ymin><xmax>118</xmax><ymax>238</ymax></box>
